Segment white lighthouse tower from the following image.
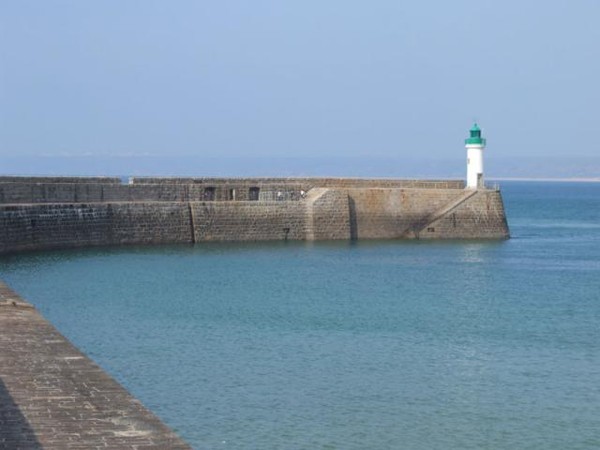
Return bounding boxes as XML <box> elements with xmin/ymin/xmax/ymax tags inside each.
<box><xmin>465</xmin><ymin>123</ymin><xmax>486</xmax><ymax>189</ymax></box>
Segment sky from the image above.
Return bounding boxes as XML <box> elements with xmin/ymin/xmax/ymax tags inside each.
<box><xmin>1</xmin><ymin>1</ymin><xmax>599</xmax><ymax>176</ymax></box>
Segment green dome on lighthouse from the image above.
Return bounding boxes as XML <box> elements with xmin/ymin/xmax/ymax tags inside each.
<box><xmin>465</xmin><ymin>123</ymin><xmax>486</xmax><ymax>145</ymax></box>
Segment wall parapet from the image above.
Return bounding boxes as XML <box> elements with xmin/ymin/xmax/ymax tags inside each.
<box><xmin>0</xmin><ymin>176</ymin><xmax>121</xmax><ymax>184</ymax></box>
<box><xmin>0</xmin><ymin>177</ymin><xmax>465</xmax><ymax>205</ymax></box>
<box><xmin>130</xmin><ymin>176</ymin><xmax>465</xmax><ymax>190</ymax></box>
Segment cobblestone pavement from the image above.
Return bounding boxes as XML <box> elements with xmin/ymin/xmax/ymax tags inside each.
<box><xmin>0</xmin><ymin>281</ymin><xmax>191</xmax><ymax>449</ymax></box>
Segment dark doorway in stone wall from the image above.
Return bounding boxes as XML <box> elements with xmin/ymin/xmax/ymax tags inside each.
<box><xmin>228</xmin><ymin>189</ymin><xmax>236</xmax><ymax>201</ymax></box>
<box><xmin>203</xmin><ymin>187</ymin><xmax>216</xmax><ymax>201</ymax></box>
<box><xmin>249</xmin><ymin>187</ymin><xmax>260</xmax><ymax>201</ymax></box>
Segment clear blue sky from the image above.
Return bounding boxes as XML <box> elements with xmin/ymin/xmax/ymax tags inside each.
<box><xmin>1</xmin><ymin>1</ymin><xmax>599</xmax><ymax>172</ymax></box>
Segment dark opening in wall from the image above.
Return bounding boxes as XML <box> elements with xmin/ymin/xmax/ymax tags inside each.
<box><xmin>228</xmin><ymin>189</ymin><xmax>236</xmax><ymax>201</ymax></box>
<box><xmin>427</xmin><ymin>227</ymin><xmax>435</xmax><ymax>232</ymax></box>
<box><xmin>203</xmin><ymin>187</ymin><xmax>216</xmax><ymax>201</ymax></box>
<box><xmin>249</xmin><ymin>187</ymin><xmax>260</xmax><ymax>201</ymax></box>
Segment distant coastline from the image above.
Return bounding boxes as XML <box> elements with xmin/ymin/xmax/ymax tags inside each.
<box><xmin>490</xmin><ymin>177</ymin><xmax>600</xmax><ymax>183</ymax></box>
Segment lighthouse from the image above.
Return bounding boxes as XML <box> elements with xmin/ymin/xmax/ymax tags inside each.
<box><xmin>465</xmin><ymin>123</ymin><xmax>486</xmax><ymax>189</ymax></box>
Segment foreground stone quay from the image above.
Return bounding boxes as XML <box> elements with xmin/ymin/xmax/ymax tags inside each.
<box><xmin>0</xmin><ymin>282</ymin><xmax>190</xmax><ymax>449</ymax></box>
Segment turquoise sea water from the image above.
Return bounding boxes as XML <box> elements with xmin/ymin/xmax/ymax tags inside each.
<box><xmin>1</xmin><ymin>181</ymin><xmax>599</xmax><ymax>449</ymax></box>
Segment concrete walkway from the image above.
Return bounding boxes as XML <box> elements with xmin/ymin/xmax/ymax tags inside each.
<box><xmin>0</xmin><ymin>282</ymin><xmax>191</xmax><ymax>450</ymax></box>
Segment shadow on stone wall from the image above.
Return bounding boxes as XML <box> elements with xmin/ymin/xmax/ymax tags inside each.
<box><xmin>348</xmin><ymin>197</ymin><xmax>358</xmax><ymax>240</ymax></box>
<box><xmin>0</xmin><ymin>377</ymin><xmax>42</xmax><ymax>449</ymax></box>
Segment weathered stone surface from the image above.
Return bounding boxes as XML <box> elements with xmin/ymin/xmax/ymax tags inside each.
<box><xmin>0</xmin><ymin>203</ymin><xmax>194</xmax><ymax>254</ymax></box>
<box><xmin>306</xmin><ymin>189</ymin><xmax>351</xmax><ymax>240</ymax></box>
<box><xmin>0</xmin><ymin>282</ymin><xmax>191</xmax><ymax>450</ymax></box>
<box><xmin>191</xmin><ymin>201</ymin><xmax>307</xmax><ymax>242</ymax></box>
<box><xmin>344</xmin><ymin>188</ymin><xmax>461</xmax><ymax>239</ymax></box>
<box><xmin>417</xmin><ymin>190</ymin><xmax>510</xmax><ymax>239</ymax></box>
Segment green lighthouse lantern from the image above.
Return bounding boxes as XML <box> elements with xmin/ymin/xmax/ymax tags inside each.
<box><xmin>465</xmin><ymin>123</ymin><xmax>486</xmax><ymax>145</ymax></box>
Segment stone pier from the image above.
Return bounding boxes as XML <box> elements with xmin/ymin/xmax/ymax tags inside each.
<box><xmin>0</xmin><ymin>281</ymin><xmax>190</xmax><ymax>449</ymax></box>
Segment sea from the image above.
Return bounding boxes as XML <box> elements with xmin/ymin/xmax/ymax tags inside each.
<box><xmin>1</xmin><ymin>181</ymin><xmax>599</xmax><ymax>450</ymax></box>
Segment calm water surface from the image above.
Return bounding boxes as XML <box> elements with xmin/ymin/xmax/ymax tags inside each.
<box><xmin>1</xmin><ymin>181</ymin><xmax>599</xmax><ymax>449</ymax></box>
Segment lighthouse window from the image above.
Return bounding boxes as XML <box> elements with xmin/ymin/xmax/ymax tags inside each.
<box><xmin>467</xmin><ymin>158</ymin><xmax>470</xmax><ymax>164</ymax></box>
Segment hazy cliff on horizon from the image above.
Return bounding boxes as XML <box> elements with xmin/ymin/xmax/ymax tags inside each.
<box><xmin>2</xmin><ymin>155</ymin><xmax>599</xmax><ymax>180</ymax></box>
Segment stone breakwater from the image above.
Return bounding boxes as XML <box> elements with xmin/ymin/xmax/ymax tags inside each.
<box><xmin>0</xmin><ymin>176</ymin><xmax>509</xmax><ymax>253</ymax></box>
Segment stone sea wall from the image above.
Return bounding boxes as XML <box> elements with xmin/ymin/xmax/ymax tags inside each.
<box><xmin>0</xmin><ymin>176</ymin><xmax>509</xmax><ymax>254</ymax></box>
